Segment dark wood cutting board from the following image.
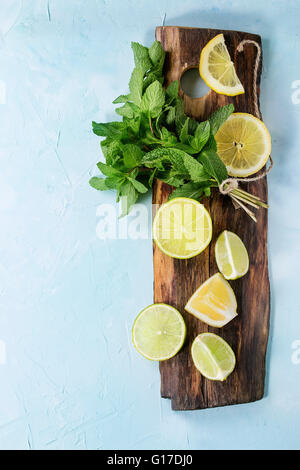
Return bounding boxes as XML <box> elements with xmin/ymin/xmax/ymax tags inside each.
<box><xmin>153</xmin><ymin>26</ymin><xmax>270</xmax><ymax>410</ymax></box>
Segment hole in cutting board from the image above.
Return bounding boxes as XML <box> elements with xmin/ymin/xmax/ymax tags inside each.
<box><xmin>180</xmin><ymin>68</ymin><xmax>210</xmax><ymax>99</ymax></box>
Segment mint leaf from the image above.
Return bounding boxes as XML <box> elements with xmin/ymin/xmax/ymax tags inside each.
<box><xmin>142</xmin><ymin>72</ymin><xmax>163</xmax><ymax>92</ymax></box>
<box><xmin>182</xmin><ymin>155</ymin><xmax>210</xmax><ymax>183</ymax></box>
<box><xmin>209</xmin><ymin>104</ymin><xmax>234</xmax><ymax>135</ymax></box>
<box><xmin>116</xmin><ymin>102</ymin><xmax>140</xmax><ymax>119</ymax></box>
<box><xmin>160</xmin><ymin>127</ymin><xmax>178</xmax><ymax>146</ymax></box>
<box><xmin>148</xmin><ymin>168</ymin><xmax>157</xmax><ymax>187</ymax></box>
<box><xmin>179</xmin><ymin>118</ymin><xmax>192</xmax><ymax>145</ymax></box>
<box><xmin>203</xmin><ymin>134</ymin><xmax>217</xmax><ymax>152</ymax></box>
<box><xmin>175</xmin><ymin>98</ymin><xmax>186</xmax><ymax>134</ymax></box>
<box><xmin>198</xmin><ymin>150</ymin><xmax>228</xmax><ymax>184</ymax></box>
<box><xmin>97</xmin><ymin>161</ymin><xmax>123</xmax><ymax>177</ymax></box>
<box><xmin>124</xmin><ymin>115</ymin><xmax>141</xmax><ymax>134</ymax></box>
<box><xmin>119</xmin><ymin>180</ymin><xmax>138</xmax><ymax>216</ymax></box>
<box><xmin>104</xmin><ymin>176</ymin><xmax>125</xmax><ymax>189</ymax></box>
<box><xmin>92</xmin><ymin>121</ymin><xmax>124</xmax><ymax>138</ymax></box>
<box><xmin>89</xmin><ymin>177</ymin><xmax>108</xmax><ymax>190</ymax></box>
<box><xmin>129</xmin><ymin>67</ymin><xmax>144</xmax><ymax>105</ymax></box>
<box><xmin>101</xmin><ymin>139</ymin><xmax>120</xmax><ymax>165</ymax></box>
<box><xmin>149</xmin><ymin>40</ymin><xmax>163</xmax><ymax>65</ymax></box>
<box><xmin>173</xmin><ymin>142</ymin><xmax>199</xmax><ymax>155</ymax></box>
<box><xmin>127</xmin><ymin>176</ymin><xmax>148</xmax><ymax>193</ymax></box>
<box><xmin>113</xmin><ymin>95</ymin><xmax>129</xmax><ymax>104</ymax></box>
<box><xmin>166</xmin><ymin>106</ymin><xmax>176</xmax><ymax>126</ymax></box>
<box><xmin>158</xmin><ymin>170</ymin><xmax>186</xmax><ymax>188</ymax></box>
<box><xmin>191</xmin><ymin>121</ymin><xmax>210</xmax><ymax>152</ymax></box>
<box><xmin>141</xmin><ymin>80</ymin><xmax>165</xmax><ymax>118</ymax></box>
<box><xmin>169</xmin><ymin>182</ymin><xmax>207</xmax><ymax>200</ymax></box>
<box><xmin>131</xmin><ymin>42</ymin><xmax>152</xmax><ymax>73</ymax></box>
<box><xmin>123</xmin><ymin>144</ymin><xmax>143</xmax><ymax>169</ymax></box>
<box><xmin>166</xmin><ymin>81</ymin><xmax>179</xmax><ymax>100</ymax></box>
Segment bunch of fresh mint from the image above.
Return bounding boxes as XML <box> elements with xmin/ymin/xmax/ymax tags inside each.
<box><xmin>90</xmin><ymin>40</ymin><xmax>235</xmax><ymax>216</ymax></box>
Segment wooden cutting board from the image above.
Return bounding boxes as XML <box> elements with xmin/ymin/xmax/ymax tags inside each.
<box><xmin>153</xmin><ymin>26</ymin><xmax>270</xmax><ymax>410</ymax></box>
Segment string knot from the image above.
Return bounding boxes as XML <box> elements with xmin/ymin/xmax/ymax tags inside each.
<box><xmin>219</xmin><ymin>178</ymin><xmax>239</xmax><ymax>195</ymax></box>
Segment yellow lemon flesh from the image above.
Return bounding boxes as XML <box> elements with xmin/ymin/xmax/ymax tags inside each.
<box><xmin>185</xmin><ymin>273</ymin><xmax>237</xmax><ymax>328</ymax></box>
<box><xmin>215</xmin><ymin>112</ymin><xmax>271</xmax><ymax>177</ymax></box>
<box><xmin>199</xmin><ymin>33</ymin><xmax>244</xmax><ymax>96</ymax></box>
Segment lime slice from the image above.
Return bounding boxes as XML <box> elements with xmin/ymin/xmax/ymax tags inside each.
<box><xmin>215</xmin><ymin>230</ymin><xmax>249</xmax><ymax>280</ymax></box>
<box><xmin>191</xmin><ymin>333</ymin><xmax>236</xmax><ymax>381</ymax></box>
<box><xmin>132</xmin><ymin>304</ymin><xmax>186</xmax><ymax>361</ymax></box>
<box><xmin>215</xmin><ymin>112</ymin><xmax>271</xmax><ymax>177</ymax></box>
<box><xmin>199</xmin><ymin>34</ymin><xmax>244</xmax><ymax>96</ymax></box>
<box><xmin>153</xmin><ymin>197</ymin><xmax>212</xmax><ymax>259</ymax></box>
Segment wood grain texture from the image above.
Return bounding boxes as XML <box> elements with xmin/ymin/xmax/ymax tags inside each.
<box><xmin>153</xmin><ymin>26</ymin><xmax>270</xmax><ymax>410</ymax></box>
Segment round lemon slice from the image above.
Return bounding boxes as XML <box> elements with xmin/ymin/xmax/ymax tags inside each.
<box><xmin>199</xmin><ymin>33</ymin><xmax>244</xmax><ymax>96</ymax></box>
<box><xmin>185</xmin><ymin>273</ymin><xmax>237</xmax><ymax>328</ymax></box>
<box><xmin>132</xmin><ymin>304</ymin><xmax>186</xmax><ymax>361</ymax></box>
<box><xmin>215</xmin><ymin>230</ymin><xmax>249</xmax><ymax>280</ymax></box>
<box><xmin>191</xmin><ymin>333</ymin><xmax>236</xmax><ymax>381</ymax></box>
<box><xmin>152</xmin><ymin>198</ymin><xmax>212</xmax><ymax>259</ymax></box>
<box><xmin>215</xmin><ymin>112</ymin><xmax>271</xmax><ymax>177</ymax></box>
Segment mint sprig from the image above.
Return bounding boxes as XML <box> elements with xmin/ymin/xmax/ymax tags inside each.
<box><xmin>90</xmin><ymin>40</ymin><xmax>264</xmax><ymax>219</ymax></box>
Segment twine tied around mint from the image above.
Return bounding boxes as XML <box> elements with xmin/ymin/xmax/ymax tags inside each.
<box><xmin>217</xmin><ymin>39</ymin><xmax>273</xmax><ymax>222</ymax></box>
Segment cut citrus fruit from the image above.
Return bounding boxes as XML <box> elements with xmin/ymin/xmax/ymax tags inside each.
<box><xmin>132</xmin><ymin>303</ymin><xmax>186</xmax><ymax>361</ymax></box>
<box><xmin>191</xmin><ymin>332</ymin><xmax>236</xmax><ymax>381</ymax></box>
<box><xmin>199</xmin><ymin>33</ymin><xmax>244</xmax><ymax>96</ymax></box>
<box><xmin>215</xmin><ymin>230</ymin><xmax>249</xmax><ymax>280</ymax></box>
<box><xmin>152</xmin><ymin>197</ymin><xmax>212</xmax><ymax>259</ymax></box>
<box><xmin>185</xmin><ymin>273</ymin><xmax>237</xmax><ymax>328</ymax></box>
<box><xmin>215</xmin><ymin>112</ymin><xmax>271</xmax><ymax>177</ymax></box>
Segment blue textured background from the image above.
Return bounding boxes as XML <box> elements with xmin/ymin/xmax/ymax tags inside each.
<box><xmin>0</xmin><ymin>0</ymin><xmax>300</xmax><ymax>450</ymax></box>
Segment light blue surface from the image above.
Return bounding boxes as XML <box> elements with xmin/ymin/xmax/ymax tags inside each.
<box><xmin>0</xmin><ymin>0</ymin><xmax>300</xmax><ymax>450</ymax></box>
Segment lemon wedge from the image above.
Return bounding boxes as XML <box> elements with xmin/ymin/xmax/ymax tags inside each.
<box><xmin>199</xmin><ymin>34</ymin><xmax>244</xmax><ymax>96</ymax></box>
<box><xmin>185</xmin><ymin>273</ymin><xmax>237</xmax><ymax>328</ymax></box>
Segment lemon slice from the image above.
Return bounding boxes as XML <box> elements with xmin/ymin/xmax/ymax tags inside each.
<box><xmin>199</xmin><ymin>34</ymin><xmax>244</xmax><ymax>96</ymax></box>
<box><xmin>152</xmin><ymin>197</ymin><xmax>212</xmax><ymax>259</ymax></box>
<box><xmin>215</xmin><ymin>230</ymin><xmax>249</xmax><ymax>280</ymax></box>
<box><xmin>215</xmin><ymin>112</ymin><xmax>271</xmax><ymax>177</ymax></box>
<box><xmin>185</xmin><ymin>273</ymin><xmax>237</xmax><ymax>328</ymax></box>
<box><xmin>191</xmin><ymin>333</ymin><xmax>236</xmax><ymax>381</ymax></box>
<box><xmin>132</xmin><ymin>304</ymin><xmax>186</xmax><ymax>361</ymax></box>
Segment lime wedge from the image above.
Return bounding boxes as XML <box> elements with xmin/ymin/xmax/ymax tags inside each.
<box><xmin>215</xmin><ymin>230</ymin><xmax>249</xmax><ymax>280</ymax></box>
<box><xmin>191</xmin><ymin>333</ymin><xmax>236</xmax><ymax>381</ymax></box>
<box><xmin>153</xmin><ymin>197</ymin><xmax>212</xmax><ymax>259</ymax></box>
<box><xmin>132</xmin><ymin>304</ymin><xmax>186</xmax><ymax>361</ymax></box>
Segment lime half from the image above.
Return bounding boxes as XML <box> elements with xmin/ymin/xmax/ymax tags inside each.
<box><xmin>132</xmin><ymin>304</ymin><xmax>186</xmax><ymax>361</ymax></box>
<box><xmin>215</xmin><ymin>230</ymin><xmax>249</xmax><ymax>280</ymax></box>
<box><xmin>153</xmin><ymin>197</ymin><xmax>212</xmax><ymax>259</ymax></box>
<box><xmin>191</xmin><ymin>333</ymin><xmax>236</xmax><ymax>381</ymax></box>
